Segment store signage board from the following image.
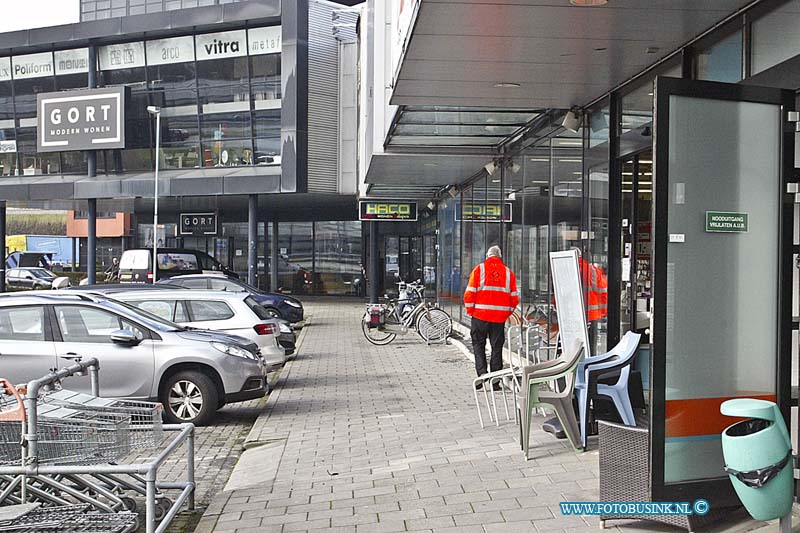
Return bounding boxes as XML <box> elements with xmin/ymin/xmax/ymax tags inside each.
<box><xmin>705</xmin><ymin>211</ymin><xmax>748</xmax><ymax>233</ymax></box>
<box><xmin>248</xmin><ymin>26</ymin><xmax>282</xmax><ymax>55</ymax></box>
<box><xmin>0</xmin><ymin>140</ymin><xmax>16</xmax><ymax>153</ymax></box>
<box><xmin>455</xmin><ymin>202</ymin><xmax>513</xmax><ymax>222</ymax></box>
<box><xmin>55</xmin><ymin>49</ymin><xmax>89</xmax><ymax>75</ymax></box>
<box><xmin>13</xmin><ymin>52</ymin><xmax>53</xmax><ymax>80</ymax></box>
<box><xmin>37</xmin><ymin>87</ymin><xmax>127</xmax><ymax>152</ymax></box>
<box><xmin>359</xmin><ymin>201</ymin><xmax>418</xmax><ymax>221</ymax></box>
<box><xmin>146</xmin><ymin>36</ymin><xmax>195</xmax><ymax>66</ymax></box>
<box><xmin>180</xmin><ymin>212</ymin><xmax>218</xmax><ymax>236</ymax></box>
<box><xmin>98</xmin><ymin>42</ymin><xmax>145</xmax><ymax>70</ymax></box>
<box><xmin>549</xmin><ymin>249</ymin><xmax>591</xmax><ymax>359</ymax></box>
<box><xmin>196</xmin><ymin>30</ymin><xmax>248</xmax><ymax>61</ymax></box>
<box><xmin>0</xmin><ymin>57</ymin><xmax>10</xmax><ymax>82</ymax></box>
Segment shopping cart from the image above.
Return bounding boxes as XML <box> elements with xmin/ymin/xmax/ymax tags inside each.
<box><xmin>0</xmin><ymin>502</ymin><xmax>138</xmax><ymax>532</ymax></box>
<box><xmin>38</xmin><ymin>390</ymin><xmax>164</xmax><ymax>449</ymax></box>
<box><xmin>0</xmin><ymin>360</ymin><xmax>197</xmax><ymax>533</ymax></box>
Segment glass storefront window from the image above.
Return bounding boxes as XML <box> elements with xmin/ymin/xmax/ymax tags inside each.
<box><xmin>696</xmin><ymin>30</ymin><xmax>743</xmax><ymax>83</ymax></box>
<box><xmin>586</xmin><ymin>105</ymin><xmax>609</xmax><ymax>354</ymax></box>
<box><xmin>314</xmin><ymin>221</ymin><xmax>362</xmax><ymax>295</ymax></box>
<box><xmin>196</xmin><ymin>56</ymin><xmax>249</xmax><ymax>86</ymax></box>
<box><xmin>276</xmin><ymin>222</ymin><xmax>313</xmax><ymax>295</ymax></box>
<box><xmin>201</xmin><ymin>138</ymin><xmax>253</xmax><ymax>167</ymax></box>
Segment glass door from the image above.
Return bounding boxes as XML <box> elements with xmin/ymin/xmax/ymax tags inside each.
<box><xmin>651</xmin><ymin>77</ymin><xmax>794</xmax><ymax>505</ymax></box>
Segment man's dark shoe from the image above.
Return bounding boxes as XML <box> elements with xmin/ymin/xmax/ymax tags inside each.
<box><xmin>475</xmin><ymin>381</ymin><xmax>484</xmax><ymax>390</ymax></box>
<box><xmin>492</xmin><ymin>382</ymin><xmax>502</xmax><ymax>391</ymax></box>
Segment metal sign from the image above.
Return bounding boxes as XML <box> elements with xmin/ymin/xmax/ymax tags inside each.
<box><xmin>37</xmin><ymin>87</ymin><xmax>127</xmax><ymax>153</ymax></box>
<box><xmin>180</xmin><ymin>212</ymin><xmax>218</xmax><ymax>236</ymax></box>
<box><xmin>455</xmin><ymin>202</ymin><xmax>513</xmax><ymax>222</ymax></box>
<box><xmin>359</xmin><ymin>201</ymin><xmax>418</xmax><ymax>221</ymax></box>
<box><xmin>705</xmin><ymin>211</ymin><xmax>749</xmax><ymax>233</ymax></box>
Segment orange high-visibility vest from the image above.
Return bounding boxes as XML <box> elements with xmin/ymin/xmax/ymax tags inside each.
<box><xmin>579</xmin><ymin>258</ymin><xmax>608</xmax><ymax>321</ymax></box>
<box><xmin>463</xmin><ymin>257</ymin><xmax>520</xmax><ymax>323</ymax></box>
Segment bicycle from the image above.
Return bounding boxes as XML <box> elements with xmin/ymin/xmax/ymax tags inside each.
<box><xmin>362</xmin><ymin>280</ymin><xmax>452</xmax><ymax>345</ymax></box>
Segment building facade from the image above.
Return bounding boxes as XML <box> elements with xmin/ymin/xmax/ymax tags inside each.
<box><xmin>0</xmin><ymin>0</ymin><xmax>365</xmax><ymax>294</ymax></box>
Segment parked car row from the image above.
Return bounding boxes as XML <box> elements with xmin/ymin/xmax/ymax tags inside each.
<box><xmin>0</xmin><ymin>274</ymin><xmax>305</xmax><ymax>427</ymax></box>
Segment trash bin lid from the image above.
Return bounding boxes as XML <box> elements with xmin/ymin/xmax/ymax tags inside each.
<box><xmin>721</xmin><ymin>398</ymin><xmax>779</xmax><ymax>422</ymax></box>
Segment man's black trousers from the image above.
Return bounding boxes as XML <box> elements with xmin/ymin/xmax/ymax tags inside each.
<box><xmin>470</xmin><ymin>317</ymin><xmax>505</xmax><ymax>376</ymax></box>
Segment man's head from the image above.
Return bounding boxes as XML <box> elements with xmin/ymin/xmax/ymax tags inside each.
<box><xmin>486</xmin><ymin>245</ymin><xmax>502</xmax><ymax>259</ymax></box>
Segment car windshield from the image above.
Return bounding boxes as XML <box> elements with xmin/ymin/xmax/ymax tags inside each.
<box><xmin>99</xmin><ymin>298</ymin><xmax>184</xmax><ymax>332</ymax></box>
<box><xmin>28</xmin><ymin>269</ymin><xmax>54</xmax><ymax>279</ymax></box>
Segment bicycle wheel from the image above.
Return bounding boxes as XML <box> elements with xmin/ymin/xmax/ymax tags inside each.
<box><xmin>416</xmin><ymin>308</ymin><xmax>452</xmax><ymax>342</ymax></box>
<box><xmin>361</xmin><ymin>314</ymin><xmax>397</xmax><ymax>345</ymax></box>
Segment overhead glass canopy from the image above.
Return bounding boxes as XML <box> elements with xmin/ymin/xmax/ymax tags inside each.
<box><xmin>387</xmin><ymin>106</ymin><xmax>542</xmax><ymax>148</ymax></box>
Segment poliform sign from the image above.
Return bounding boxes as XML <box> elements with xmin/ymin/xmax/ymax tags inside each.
<box><xmin>37</xmin><ymin>86</ymin><xmax>127</xmax><ymax>153</ymax></box>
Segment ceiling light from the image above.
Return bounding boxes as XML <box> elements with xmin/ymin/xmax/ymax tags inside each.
<box><xmin>570</xmin><ymin>0</ymin><xmax>608</xmax><ymax>4</ymax></box>
<box><xmin>485</xmin><ymin>161</ymin><xmax>498</xmax><ymax>175</ymax></box>
<box><xmin>648</xmin><ymin>92</ymin><xmax>654</xmax><ymax>96</ymax></box>
<box><xmin>423</xmin><ymin>163</ymin><xmax>438</xmax><ymax>167</ymax></box>
<box><xmin>491</xmin><ymin>179</ymin><xmax>501</xmax><ymax>183</ymax></box>
<box><xmin>572</xmin><ymin>171</ymin><xmax>582</xmax><ymax>175</ymax></box>
<box><xmin>426</xmin><ymin>201</ymin><xmax>436</xmax><ymax>210</ymax></box>
<box><xmin>531</xmin><ymin>180</ymin><xmax>549</xmax><ymax>184</ymax></box>
<box><xmin>529</xmin><ymin>158</ymin><xmax>549</xmax><ymax>162</ymax></box>
<box><xmin>559</xmin><ymin>159</ymin><xmax>582</xmax><ymax>163</ymax></box>
<box><xmin>494</xmin><ymin>82</ymin><xmax>521</xmax><ymax>88</ymax></box>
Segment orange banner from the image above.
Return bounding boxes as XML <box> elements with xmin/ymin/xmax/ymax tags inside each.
<box><xmin>665</xmin><ymin>395</ymin><xmax>776</xmax><ymax>438</ymax></box>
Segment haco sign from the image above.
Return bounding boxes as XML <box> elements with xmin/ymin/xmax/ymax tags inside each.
<box><xmin>37</xmin><ymin>87</ymin><xmax>127</xmax><ymax>152</ymax></box>
<box><xmin>180</xmin><ymin>212</ymin><xmax>218</xmax><ymax>236</ymax></box>
<box><xmin>359</xmin><ymin>201</ymin><xmax>418</xmax><ymax>221</ymax></box>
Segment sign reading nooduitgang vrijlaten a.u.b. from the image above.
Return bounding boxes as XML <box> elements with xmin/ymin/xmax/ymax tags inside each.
<box><xmin>37</xmin><ymin>86</ymin><xmax>128</xmax><ymax>153</ymax></box>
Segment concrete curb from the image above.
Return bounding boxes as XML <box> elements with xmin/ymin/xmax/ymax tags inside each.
<box><xmin>243</xmin><ymin>316</ymin><xmax>311</xmax><ymax>449</ymax></box>
<box><xmin>191</xmin><ymin>317</ymin><xmax>313</xmax><ymax>533</ymax></box>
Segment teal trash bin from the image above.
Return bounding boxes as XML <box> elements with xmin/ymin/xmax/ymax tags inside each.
<box><xmin>720</xmin><ymin>398</ymin><xmax>793</xmax><ymax>521</ymax></box>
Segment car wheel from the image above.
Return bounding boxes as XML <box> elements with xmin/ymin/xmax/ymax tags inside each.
<box><xmin>263</xmin><ymin>307</ymin><xmax>283</xmax><ymax>320</ymax></box>
<box><xmin>160</xmin><ymin>370</ymin><xmax>218</xmax><ymax>426</ymax></box>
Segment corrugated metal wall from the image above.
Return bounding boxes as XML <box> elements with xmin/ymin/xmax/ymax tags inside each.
<box><xmin>308</xmin><ymin>0</ymin><xmax>340</xmax><ymax>193</ymax></box>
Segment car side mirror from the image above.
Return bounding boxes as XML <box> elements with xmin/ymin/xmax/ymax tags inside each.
<box><xmin>110</xmin><ymin>329</ymin><xmax>141</xmax><ymax>346</ymax></box>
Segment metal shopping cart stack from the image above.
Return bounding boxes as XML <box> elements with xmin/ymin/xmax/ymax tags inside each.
<box><xmin>0</xmin><ymin>359</ymin><xmax>197</xmax><ymax>533</ymax></box>
<box><xmin>0</xmin><ymin>503</ymin><xmax>137</xmax><ymax>533</ymax></box>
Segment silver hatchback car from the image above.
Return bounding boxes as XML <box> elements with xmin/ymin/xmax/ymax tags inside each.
<box><xmin>0</xmin><ymin>292</ymin><xmax>268</xmax><ymax>426</ymax></box>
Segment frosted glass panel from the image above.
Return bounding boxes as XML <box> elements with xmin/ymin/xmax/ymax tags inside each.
<box><xmin>664</xmin><ymin>96</ymin><xmax>781</xmax><ymax>483</ymax></box>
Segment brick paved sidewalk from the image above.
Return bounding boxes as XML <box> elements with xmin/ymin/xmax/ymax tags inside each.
<box><xmin>194</xmin><ymin>300</ymin><xmax>761</xmax><ymax>533</ymax></box>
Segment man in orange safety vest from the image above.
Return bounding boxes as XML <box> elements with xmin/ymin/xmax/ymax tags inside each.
<box><xmin>578</xmin><ymin>255</ymin><xmax>608</xmax><ymax>322</ymax></box>
<box><xmin>464</xmin><ymin>246</ymin><xmax>519</xmax><ymax>384</ymax></box>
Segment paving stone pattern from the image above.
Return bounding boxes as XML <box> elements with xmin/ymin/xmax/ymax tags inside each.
<box><xmin>125</xmin><ymin>392</ymin><xmax>268</xmax><ymax>532</ymax></box>
<box><xmin>198</xmin><ymin>300</ymin><xmax>626</xmax><ymax>533</ymax></box>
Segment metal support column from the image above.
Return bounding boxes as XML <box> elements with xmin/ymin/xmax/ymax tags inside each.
<box><xmin>248</xmin><ymin>194</ymin><xmax>258</xmax><ymax>287</ymax></box>
<box><xmin>71</xmin><ymin>237</ymin><xmax>77</xmax><ymax>272</ymax></box>
<box><xmin>87</xmin><ymin>199</ymin><xmax>97</xmax><ymax>284</ymax></box>
<box><xmin>0</xmin><ymin>201</ymin><xmax>5</xmax><ymax>293</ymax></box>
<box><xmin>271</xmin><ymin>221</ymin><xmax>279</xmax><ymax>292</ymax></box>
<box><xmin>369</xmin><ymin>221</ymin><xmax>379</xmax><ymax>303</ymax></box>
<box><xmin>86</xmin><ymin>44</ymin><xmax>98</xmax><ymax>285</ymax></box>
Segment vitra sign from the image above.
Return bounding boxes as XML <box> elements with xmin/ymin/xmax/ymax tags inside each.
<box><xmin>359</xmin><ymin>201</ymin><xmax>418</xmax><ymax>221</ymax></box>
<box><xmin>37</xmin><ymin>87</ymin><xmax>127</xmax><ymax>152</ymax></box>
<box><xmin>180</xmin><ymin>212</ymin><xmax>218</xmax><ymax>236</ymax></box>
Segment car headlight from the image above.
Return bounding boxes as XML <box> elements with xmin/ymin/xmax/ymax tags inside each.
<box><xmin>285</xmin><ymin>300</ymin><xmax>302</xmax><ymax>309</ymax></box>
<box><xmin>210</xmin><ymin>342</ymin><xmax>259</xmax><ymax>361</ymax></box>
<box><xmin>279</xmin><ymin>323</ymin><xmax>292</xmax><ymax>334</ymax></box>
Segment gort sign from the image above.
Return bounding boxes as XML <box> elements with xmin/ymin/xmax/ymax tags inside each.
<box><xmin>180</xmin><ymin>212</ymin><xmax>218</xmax><ymax>236</ymax></box>
<box><xmin>37</xmin><ymin>87</ymin><xmax>127</xmax><ymax>152</ymax></box>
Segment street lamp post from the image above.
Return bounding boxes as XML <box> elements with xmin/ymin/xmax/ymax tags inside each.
<box><xmin>147</xmin><ymin>106</ymin><xmax>161</xmax><ymax>283</ymax></box>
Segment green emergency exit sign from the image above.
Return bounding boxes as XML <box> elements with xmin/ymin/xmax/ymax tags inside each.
<box><xmin>705</xmin><ymin>211</ymin><xmax>749</xmax><ymax>233</ymax></box>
